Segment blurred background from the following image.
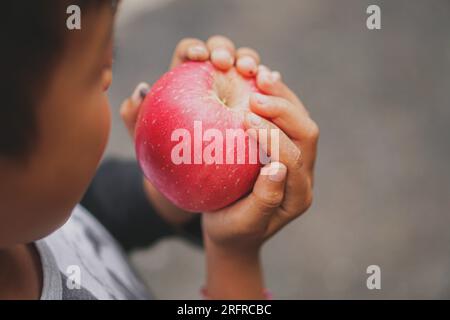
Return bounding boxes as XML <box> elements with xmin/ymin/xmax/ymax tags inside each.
<box><xmin>105</xmin><ymin>0</ymin><xmax>450</xmax><ymax>299</ymax></box>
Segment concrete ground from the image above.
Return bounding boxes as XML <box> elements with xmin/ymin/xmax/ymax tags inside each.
<box><xmin>105</xmin><ymin>0</ymin><xmax>450</xmax><ymax>299</ymax></box>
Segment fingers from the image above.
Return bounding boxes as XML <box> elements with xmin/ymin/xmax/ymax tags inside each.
<box><xmin>261</xmin><ymin>174</ymin><xmax>313</xmax><ymax>240</ymax></box>
<box><xmin>207</xmin><ymin>38</ymin><xmax>262</xmax><ymax>76</ymax></box>
<box><xmin>228</xmin><ymin>162</ymin><xmax>287</xmax><ymax>234</ymax></box>
<box><xmin>243</xmin><ymin>112</ymin><xmax>303</xmax><ymax>171</ymax></box>
<box><xmin>249</xmin><ymin>93</ymin><xmax>318</xmax><ymax>140</ymax></box>
<box><xmin>243</xmin><ymin>110</ymin><xmax>312</xmax><ymax>219</ymax></box>
<box><xmin>207</xmin><ymin>35</ymin><xmax>236</xmax><ymax>71</ymax></box>
<box><xmin>170</xmin><ymin>38</ymin><xmax>209</xmax><ymax>69</ymax></box>
<box><xmin>172</xmin><ymin>36</ymin><xmax>264</xmax><ymax>78</ymax></box>
<box><xmin>256</xmin><ymin>65</ymin><xmax>304</xmax><ymax>109</ymax></box>
<box><xmin>249</xmin><ymin>93</ymin><xmax>319</xmax><ymax>174</ymax></box>
<box><xmin>235</xmin><ymin>47</ymin><xmax>260</xmax><ymax>77</ymax></box>
<box><xmin>250</xmin><ymin>161</ymin><xmax>287</xmax><ymax>213</ymax></box>
<box><xmin>120</xmin><ymin>82</ymin><xmax>150</xmax><ymax>137</ymax></box>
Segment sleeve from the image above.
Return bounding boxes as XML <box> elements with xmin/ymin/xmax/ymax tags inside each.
<box><xmin>80</xmin><ymin>158</ymin><xmax>203</xmax><ymax>253</ymax></box>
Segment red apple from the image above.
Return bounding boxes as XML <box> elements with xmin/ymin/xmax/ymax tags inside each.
<box><xmin>135</xmin><ymin>61</ymin><xmax>263</xmax><ymax>212</ymax></box>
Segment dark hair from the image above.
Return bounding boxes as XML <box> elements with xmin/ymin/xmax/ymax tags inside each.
<box><xmin>0</xmin><ymin>1</ymin><xmax>113</xmax><ymax>160</ymax></box>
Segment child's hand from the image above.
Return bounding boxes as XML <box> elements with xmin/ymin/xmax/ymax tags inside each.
<box><xmin>121</xmin><ymin>35</ymin><xmax>260</xmax><ymax>138</ymax></box>
<box><xmin>170</xmin><ymin>35</ymin><xmax>260</xmax><ymax>76</ymax></box>
<box><xmin>203</xmin><ymin>66</ymin><xmax>319</xmax><ymax>299</ymax></box>
<box><xmin>203</xmin><ymin>66</ymin><xmax>318</xmax><ymax>248</ymax></box>
<box><xmin>120</xmin><ymin>36</ymin><xmax>263</xmax><ymax>226</ymax></box>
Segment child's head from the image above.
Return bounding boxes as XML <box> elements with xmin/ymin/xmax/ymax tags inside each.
<box><xmin>0</xmin><ymin>1</ymin><xmax>117</xmax><ymax>247</ymax></box>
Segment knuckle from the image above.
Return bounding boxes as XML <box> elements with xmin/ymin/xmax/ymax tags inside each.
<box><xmin>119</xmin><ymin>102</ymin><xmax>129</xmax><ymax>119</ymax></box>
<box><xmin>207</xmin><ymin>34</ymin><xmax>224</xmax><ymax>42</ymax></box>
<box><xmin>179</xmin><ymin>37</ymin><xmax>200</xmax><ymax>46</ymax></box>
<box><xmin>274</xmin><ymin>98</ymin><xmax>290</xmax><ymax>113</ymax></box>
<box><xmin>237</xmin><ymin>47</ymin><xmax>261</xmax><ymax>62</ymax></box>
<box><xmin>253</xmin><ymin>189</ymin><xmax>283</xmax><ymax>209</ymax></box>
<box><xmin>305</xmin><ymin>120</ymin><xmax>320</xmax><ymax>141</ymax></box>
<box><xmin>301</xmin><ymin>190</ymin><xmax>314</xmax><ymax>212</ymax></box>
<box><xmin>176</xmin><ymin>38</ymin><xmax>203</xmax><ymax>54</ymax></box>
<box><xmin>257</xmin><ymin>76</ymin><xmax>273</xmax><ymax>92</ymax></box>
<box><xmin>291</xmin><ymin>147</ymin><xmax>304</xmax><ymax>170</ymax></box>
<box><xmin>176</xmin><ymin>38</ymin><xmax>191</xmax><ymax>50</ymax></box>
<box><xmin>261</xmin><ymin>100</ymin><xmax>285</xmax><ymax>119</ymax></box>
<box><xmin>207</xmin><ymin>35</ymin><xmax>235</xmax><ymax>49</ymax></box>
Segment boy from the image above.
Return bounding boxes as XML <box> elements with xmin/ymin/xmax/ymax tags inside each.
<box><xmin>0</xmin><ymin>1</ymin><xmax>318</xmax><ymax>299</ymax></box>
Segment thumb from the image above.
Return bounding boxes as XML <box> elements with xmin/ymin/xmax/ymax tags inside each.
<box><xmin>247</xmin><ymin>161</ymin><xmax>287</xmax><ymax>220</ymax></box>
<box><xmin>203</xmin><ymin>161</ymin><xmax>287</xmax><ymax>239</ymax></box>
<box><xmin>120</xmin><ymin>82</ymin><xmax>150</xmax><ymax>138</ymax></box>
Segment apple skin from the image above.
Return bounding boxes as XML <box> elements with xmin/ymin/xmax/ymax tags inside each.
<box><xmin>135</xmin><ymin>61</ymin><xmax>262</xmax><ymax>212</ymax></box>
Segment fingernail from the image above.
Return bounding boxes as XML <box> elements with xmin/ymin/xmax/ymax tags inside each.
<box><xmin>258</xmin><ymin>67</ymin><xmax>273</xmax><ymax>83</ymax></box>
<box><xmin>211</xmin><ymin>48</ymin><xmax>233</xmax><ymax>65</ymax></box>
<box><xmin>265</xmin><ymin>72</ymin><xmax>278</xmax><ymax>84</ymax></box>
<box><xmin>237</xmin><ymin>56</ymin><xmax>257</xmax><ymax>73</ymax></box>
<box><xmin>253</xmin><ymin>93</ymin><xmax>268</xmax><ymax>105</ymax></box>
<box><xmin>132</xmin><ymin>82</ymin><xmax>150</xmax><ymax>105</ymax></box>
<box><xmin>140</xmin><ymin>87</ymin><xmax>149</xmax><ymax>99</ymax></box>
<box><xmin>188</xmin><ymin>45</ymin><xmax>207</xmax><ymax>58</ymax></box>
<box><xmin>247</xmin><ymin>112</ymin><xmax>262</xmax><ymax>126</ymax></box>
<box><xmin>268</xmin><ymin>162</ymin><xmax>287</xmax><ymax>182</ymax></box>
<box><xmin>258</xmin><ymin>65</ymin><xmax>270</xmax><ymax>74</ymax></box>
<box><xmin>271</xmin><ymin>71</ymin><xmax>281</xmax><ymax>82</ymax></box>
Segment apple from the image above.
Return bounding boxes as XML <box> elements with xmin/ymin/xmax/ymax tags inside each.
<box><xmin>135</xmin><ymin>61</ymin><xmax>263</xmax><ymax>212</ymax></box>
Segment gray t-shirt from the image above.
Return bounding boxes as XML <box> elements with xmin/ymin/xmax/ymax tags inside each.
<box><xmin>33</xmin><ymin>159</ymin><xmax>202</xmax><ymax>300</ymax></box>
<box><xmin>36</xmin><ymin>205</ymin><xmax>152</xmax><ymax>300</ymax></box>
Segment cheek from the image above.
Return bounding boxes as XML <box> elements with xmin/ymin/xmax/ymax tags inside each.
<box><xmin>72</xmin><ymin>93</ymin><xmax>111</xmax><ymax>189</ymax></box>
<box><xmin>92</xmin><ymin>94</ymin><xmax>112</xmax><ymax>158</ymax></box>
<box><xmin>41</xmin><ymin>93</ymin><xmax>111</xmax><ymax>213</ymax></box>
<box><xmin>77</xmin><ymin>93</ymin><xmax>111</xmax><ymax>181</ymax></box>
<box><xmin>9</xmin><ymin>92</ymin><xmax>113</xmax><ymax>244</ymax></box>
